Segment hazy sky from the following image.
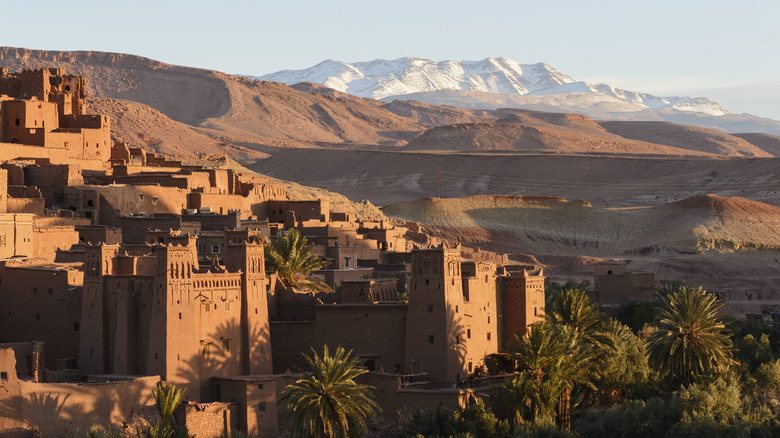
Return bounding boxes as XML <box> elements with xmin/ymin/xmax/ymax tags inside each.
<box><xmin>4</xmin><ymin>0</ymin><xmax>779</xmax><ymax>118</ymax></box>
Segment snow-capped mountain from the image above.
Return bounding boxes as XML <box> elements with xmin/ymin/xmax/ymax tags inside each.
<box><xmin>257</xmin><ymin>57</ymin><xmax>729</xmax><ymax>117</ymax></box>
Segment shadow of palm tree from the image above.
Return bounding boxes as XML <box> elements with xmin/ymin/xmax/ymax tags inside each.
<box><xmin>172</xmin><ymin>317</ymin><xmax>271</xmax><ymax>402</ymax></box>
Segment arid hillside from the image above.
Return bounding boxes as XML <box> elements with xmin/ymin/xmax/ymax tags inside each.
<box><xmin>3</xmin><ymin>47</ymin><xmax>780</xmax><ymax>160</ymax></box>
<box><xmin>89</xmin><ymin>98</ymin><xmax>268</xmax><ymax>160</ymax></box>
<box><xmin>382</xmin><ymin>194</ymin><xmax>780</xmax><ymax>256</ymax></box>
<box><xmin>0</xmin><ymin>47</ymin><xmax>424</xmax><ymax>153</ymax></box>
<box><xmin>252</xmin><ymin>148</ymin><xmax>780</xmax><ymax>207</ymax></box>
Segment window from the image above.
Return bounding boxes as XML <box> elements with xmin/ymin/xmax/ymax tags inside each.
<box><xmin>257</xmin><ymin>402</ymin><xmax>267</xmax><ymax>412</ymax></box>
<box><xmin>15</xmin><ymin>118</ymin><xmax>20</xmax><ymax>126</ymax></box>
<box><xmin>33</xmin><ymin>288</ymin><xmax>37</xmax><ymax>294</ymax></box>
<box><xmin>138</xmin><ymin>194</ymin><xmax>144</xmax><ymax>200</ymax></box>
<box><xmin>487</xmin><ymin>316</ymin><xmax>490</xmax><ymax>324</ymax></box>
<box><xmin>222</xmin><ymin>338</ymin><xmax>230</xmax><ymax>353</ymax></box>
<box><xmin>468</xmin><ymin>362</ymin><xmax>473</xmax><ymax>372</ymax></box>
<box><xmin>86</xmin><ymin>199</ymin><xmax>93</xmax><ymax>208</ymax></box>
<box><xmin>224</xmin><ymin>302</ymin><xmax>231</xmax><ymax>312</ymax></box>
<box><xmin>202</xmin><ymin>341</ymin><xmax>211</xmax><ymax>356</ymax></box>
<box><xmin>425</xmin><ymin>279</ymin><xmax>429</xmax><ymax>286</ymax></box>
<box><xmin>427</xmin><ymin>305</ymin><xmax>433</xmax><ymax>313</ymax></box>
<box><xmin>73</xmin><ymin>322</ymin><xmax>79</xmax><ymax>331</ymax></box>
<box><xmin>467</xmin><ymin>329</ymin><xmax>471</xmax><ymax>339</ymax></box>
<box><xmin>428</xmin><ymin>335</ymin><xmax>434</xmax><ymax>344</ymax></box>
<box><xmin>212</xmin><ymin>245</ymin><xmax>220</xmax><ymax>253</ymax></box>
<box><xmin>1</xmin><ymin>372</ymin><xmax>7</xmax><ymax>381</ymax></box>
<box><xmin>178</xmin><ymin>312</ymin><xmax>182</xmax><ymax>320</ymax></box>
<box><xmin>487</xmin><ymin>332</ymin><xmax>491</xmax><ymax>340</ymax></box>
<box><xmin>48</xmin><ymin>288</ymin><xmax>53</xmax><ymax>295</ymax></box>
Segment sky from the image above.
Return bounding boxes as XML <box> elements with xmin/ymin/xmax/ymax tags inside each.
<box><xmin>3</xmin><ymin>0</ymin><xmax>780</xmax><ymax>118</ymax></box>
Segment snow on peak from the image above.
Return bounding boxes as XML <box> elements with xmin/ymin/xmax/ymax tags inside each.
<box><xmin>258</xmin><ymin>57</ymin><xmax>729</xmax><ymax>116</ymax></box>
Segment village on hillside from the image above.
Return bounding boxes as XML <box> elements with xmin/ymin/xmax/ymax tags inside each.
<box><xmin>0</xmin><ymin>68</ymin><xmax>661</xmax><ymax>437</ymax></box>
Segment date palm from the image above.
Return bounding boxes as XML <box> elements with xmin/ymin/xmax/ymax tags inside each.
<box><xmin>265</xmin><ymin>229</ymin><xmax>329</xmax><ymax>289</ymax></box>
<box><xmin>280</xmin><ymin>345</ymin><xmax>380</xmax><ymax>437</ymax></box>
<box><xmin>647</xmin><ymin>286</ymin><xmax>735</xmax><ymax>385</ymax></box>
<box><xmin>545</xmin><ymin>288</ymin><xmax>609</xmax><ymax>430</ymax></box>
<box><xmin>507</xmin><ymin>322</ymin><xmax>565</xmax><ymax>423</ymax></box>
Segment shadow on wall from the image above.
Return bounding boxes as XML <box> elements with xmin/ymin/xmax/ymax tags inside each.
<box><xmin>174</xmin><ymin>318</ymin><xmax>271</xmax><ymax>402</ymax></box>
<box><xmin>447</xmin><ymin>304</ymin><xmax>467</xmax><ymax>379</ymax></box>
<box><xmin>0</xmin><ymin>372</ymin><xmax>159</xmax><ymax>436</ymax></box>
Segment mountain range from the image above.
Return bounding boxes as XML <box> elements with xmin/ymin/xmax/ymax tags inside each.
<box><xmin>259</xmin><ymin>57</ymin><xmax>780</xmax><ymax>135</ymax></box>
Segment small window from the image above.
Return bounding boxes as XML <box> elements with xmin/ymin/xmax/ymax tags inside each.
<box><xmin>257</xmin><ymin>402</ymin><xmax>266</xmax><ymax>412</ymax></box>
<box><xmin>225</xmin><ymin>302</ymin><xmax>231</xmax><ymax>312</ymax></box>
<box><xmin>424</xmin><ymin>279</ymin><xmax>429</xmax><ymax>286</ymax></box>
<box><xmin>467</xmin><ymin>329</ymin><xmax>471</xmax><ymax>339</ymax></box>
<box><xmin>15</xmin><ymin>118</ymin><xmax>20</xmax><ymax>126</ymax></box>
<box><xmin>487</xmin><ymin>332</ymin><xmax>491</xmax><ymax>340</ymax></box>
<box><xmin>35</xmin><ymin>313</ymin><xmax>40</xmax><ymax>321</ymax></box>
<box><xmin>1</xmin><ymin>372</ymin><xmax>7</xmax><ymax>380</ymax></box>
<box><xmin>138</xmin><ymin>194</ymin><xmax>144</xmax><ymax>200</ymax></box>
<box><xmin>222</xmin><ymin>339</ymin><xmax>230</xmax><ymax>353</ymax></box>
<box><xmin>178</xmin><ymin>312</ymin><xmax>182</xmax><ymax>320</ymax></box>
<box><xmin>212</xmin><ymin>245</ymin><xmax>220</xmax><ymax>254</ymax></box>
<box><xmin>86</xmin><ymin>199</ymin><xmax>94</xmax><ymax>208</ymax></box>
<box><xmin>73</xmin><ymin>322</ymin><xmax>79</xmax><ymax>331</ymax></box>
<box><xmin>468</xmin><ymin>362</ymin><xmax>473</xmax><ymax>372</ymax></box>
<box><xmin>202</xmin><ymin>342</ymin><xmax>211</xmax><ymax>356</ymax></box>
<box><xmin>48</xmin><ymin>288</ymin><xmax>53</xmax><ymax>295</ymax></box>
<box><xmin>428</xmin><ymin>335</ymin><xmax>434</xmax><ymax>344</ymax></box>
<box><xmin>33</xmin><ymin>288</ymin><xmax>37</xmax><ymax>294</ymax></box>
<box><xmin>257</xmin><ymin>383</ymin><xmax>264</xmax><ymax>390</ymax></box>
<box><xmin>427</xmin><ymin>305</ymin><xmax>433</xmax><ymax>313</ymax></box>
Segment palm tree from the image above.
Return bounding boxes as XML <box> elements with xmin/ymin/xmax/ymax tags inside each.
<box><xmin>545</xmin><ymin>288</ymin><xmax>609</xmax><ymax>430</ymax></box>
<box><xmin>647</xmin><ymin>286</ymin><xmax>735</xmax><ymax>385</ymax></box>
<box><xmin>506</xmin><ymin>322</ymin><xmax>565</xmax><ymax>423</ymax></box>
<box><xmin>264</xmin><ymin>229</ymin><xmax>329</xmax><ymax>289</ymax></box>
<box><xmin>280</xmin><ymin>345</ymin><xmax>380</xmax><ymax>437</ymax></box>
<box><xmin>139</xmin><ymin>383</ymin><xmax>186</xmax><ymax>438</ymax></box>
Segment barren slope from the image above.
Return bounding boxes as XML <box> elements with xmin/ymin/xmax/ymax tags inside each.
<box><xmin>598</xmin><ymin>121</ymin><xmax>771</xmax><ymax>157</ymax></box>
<box><xmin>732</xmin><ymin>133</ymin><xmax>780</xmax><ymax>156</ymax></box>
<box><xmin>382</xmin><ymin>194</ymin><xmax>780</xmax><ymax>257</ymax></box>
<box><xmin>252</xmin><ymin>149</ymin><xmax>780</xmax><ymax>208</ymax></box>
<box><xmin>89</xmin><ymin>98</ymin><xmax>267</xmax><ymax>160</ymax></box>
<box><xmin>404</xmin><ymin>122</ymin><xmax>717</xmax><ymax>156</ymax></box>
<box><xmin>0</xmin><ymin>47</ymin><xmax>424</xmax><ymax>149</ymax></box>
